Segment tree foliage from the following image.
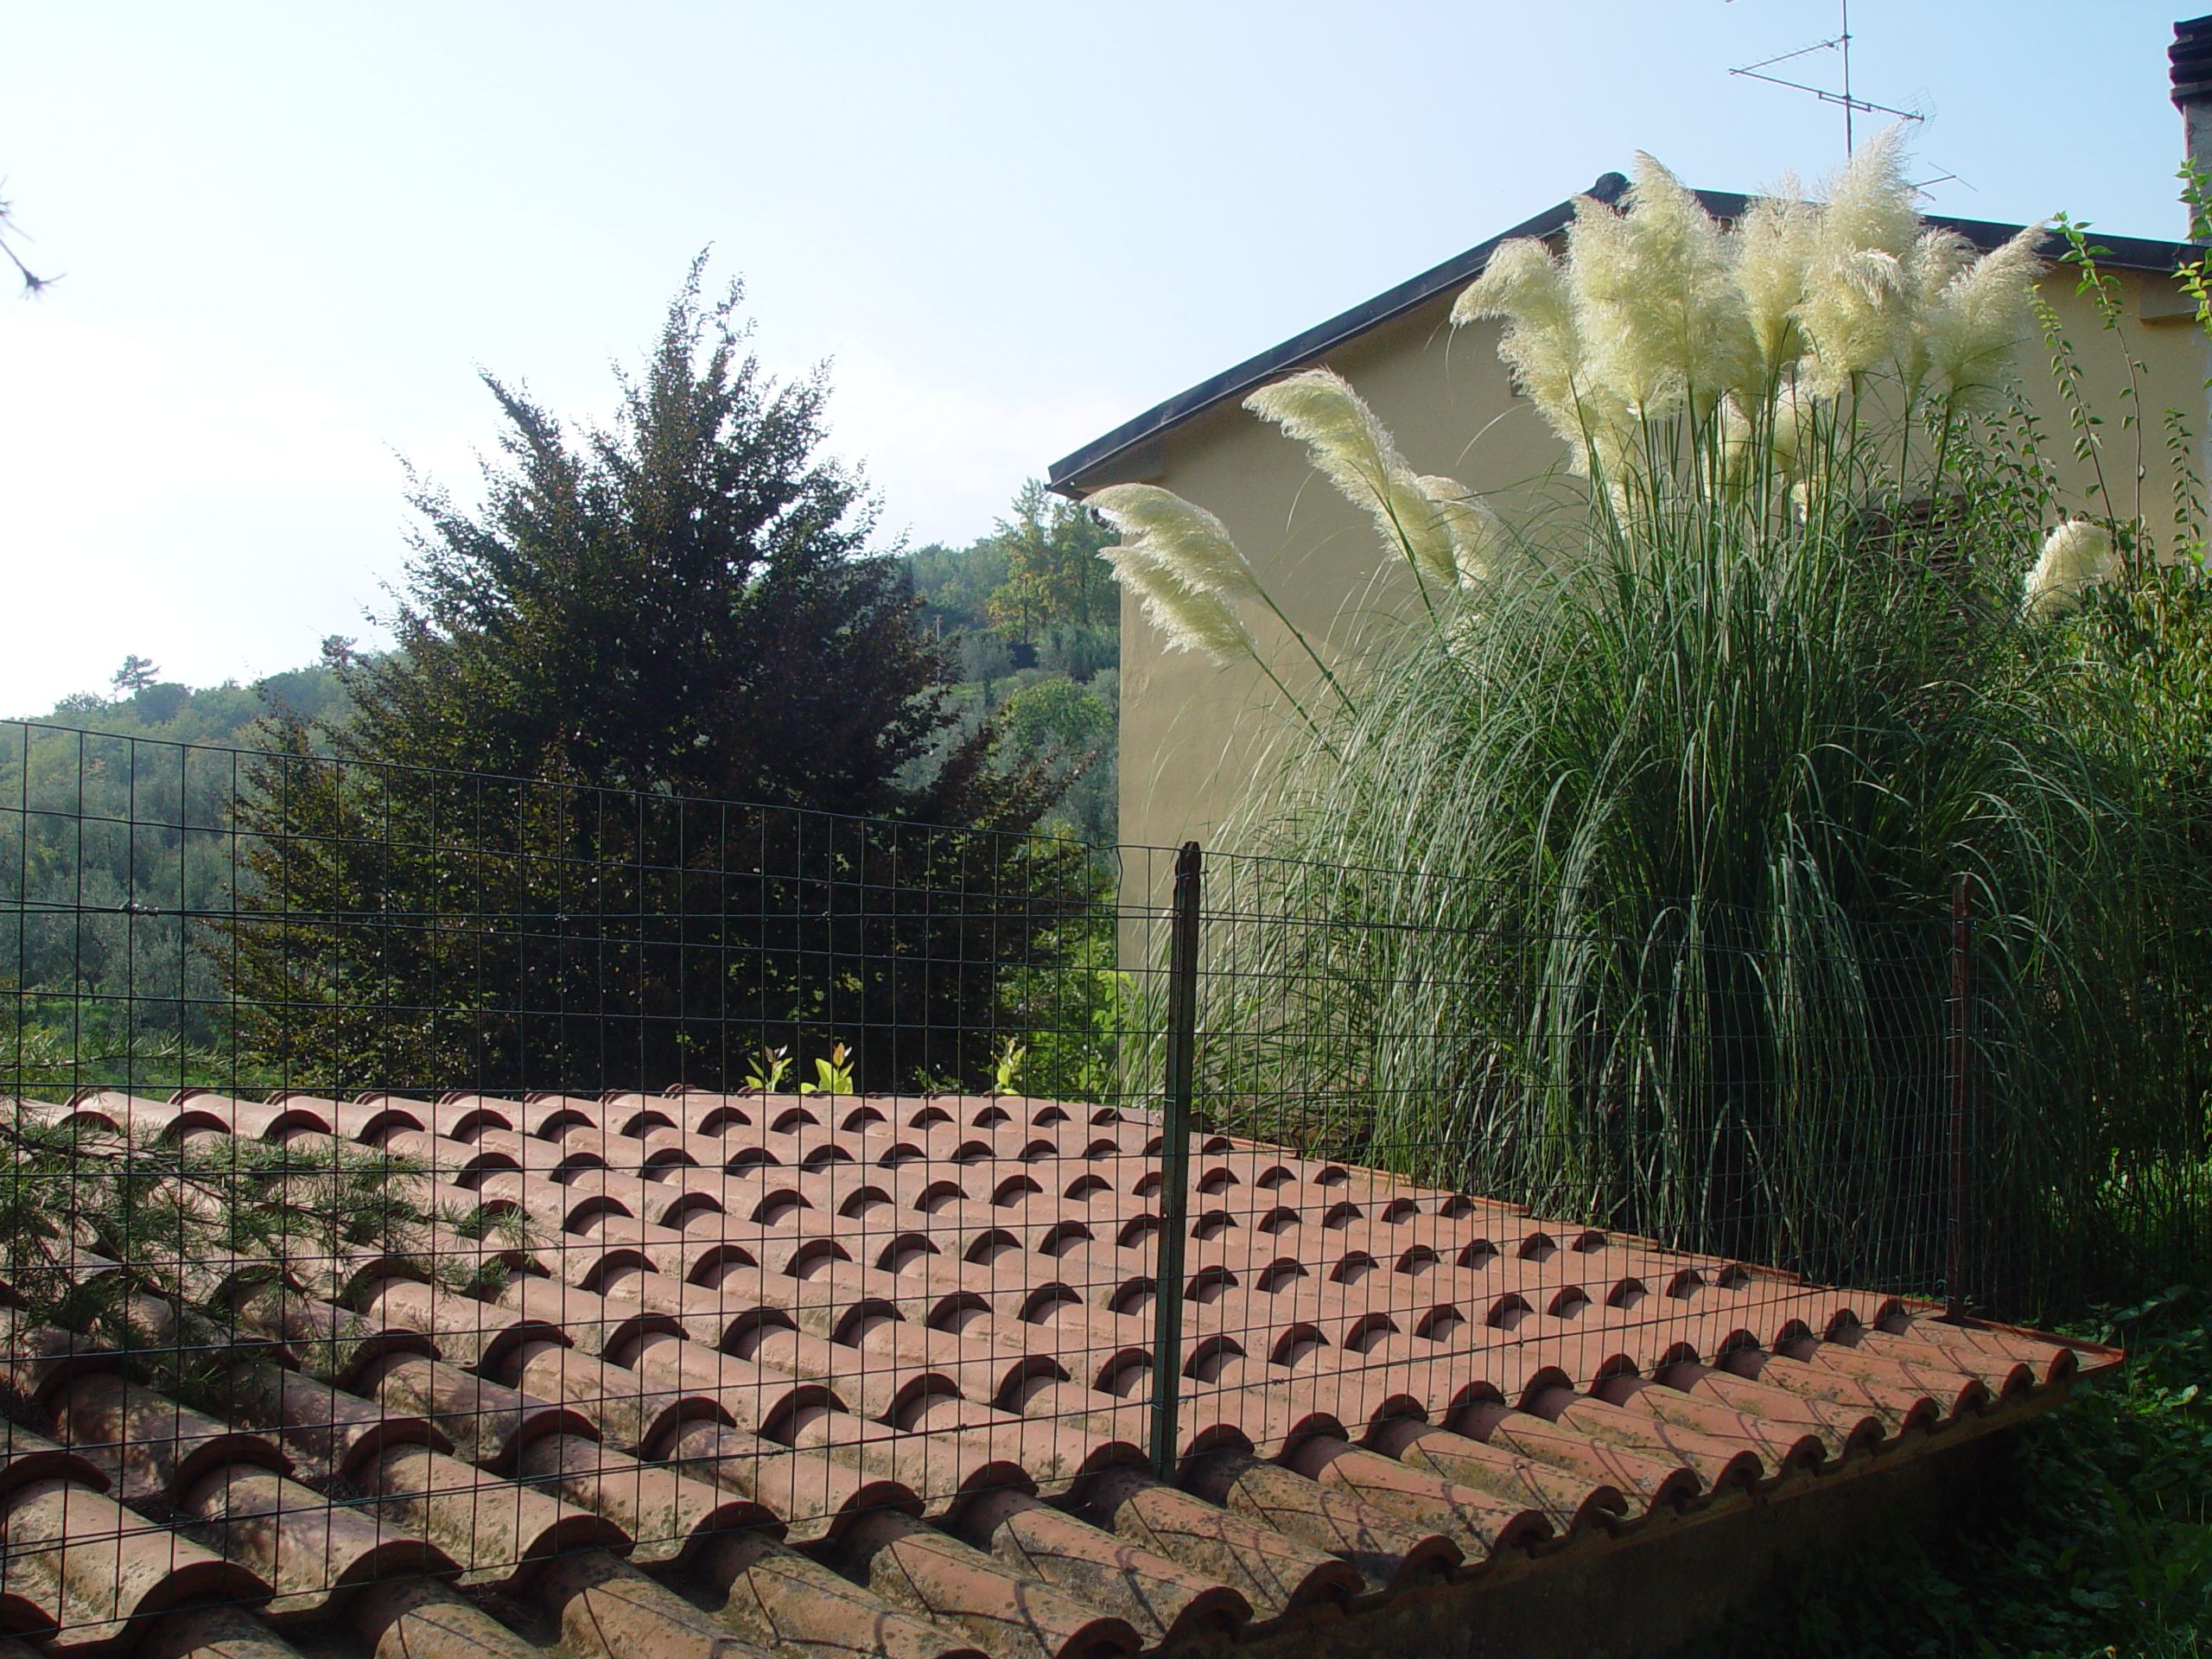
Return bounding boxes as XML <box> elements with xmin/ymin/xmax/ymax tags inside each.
<box><xmin>901</xmin><ymin>482</ymin><xmax>1121</xmax><ymax>842</ymax></box>
<box><xmin>2</xmin><ymin>670</ymin><xmax>353</xmax><ymax>1094</ymax></box>
<box><xmin>994</xmin><ymin>674</ymin><xmax>1117</xmax><ymax>842</ymax></box>
<box><xmin>110</xmin><ymin>655</ymin><xmax>161</xmax><ymax>696</ymax></box>
<box><xmin>983</xmin><ymin>480</ymin><xmax>1117</xmax><ymax>640</ymax></box>
<box><xmin>225</xmin><ymin>267</ymin><xmax>1084</xmax><ymax>1096</ymax></box>
<box><xmin>334</xmin><ymin>265</ymin><xmax>1029</xmax><ymax>822</ymax></box>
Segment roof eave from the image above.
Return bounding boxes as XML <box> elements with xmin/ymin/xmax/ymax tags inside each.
<box><xmin>1045</xmin><ymin>175</ymin><xmax>1623</xmax><ymax>497</ymax></box>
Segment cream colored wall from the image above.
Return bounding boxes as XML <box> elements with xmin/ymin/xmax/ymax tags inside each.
<box><xmin>1100</xmin><ymin>267</ymin><xmax>2212</xmax><ymax>856</ymax></box>
<box><xmin>2046</xmin><ymin>270</ymin><xmax>2212</xmax><ymax>523</ymax></box>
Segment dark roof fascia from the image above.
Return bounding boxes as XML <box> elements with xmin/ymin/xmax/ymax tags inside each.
<box><xmin>1698</xmin><ymin>190</ymin><xmax>2201</xmax><ymax>272</ymax></box>
<box><xmin>1049</xmin><ymin>182</ymin><xmax>2207</xmax><ymax>497</ymax></box>
<box><xmin>1045</xmin><ymin>174</ymin><xmax>1627</xmax><ymax>495</ymax></box>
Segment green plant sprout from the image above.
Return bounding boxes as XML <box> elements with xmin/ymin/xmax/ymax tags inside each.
<box><xmin>742</xmin><ymin>1045</ymin><xmax>792</xmax><ymax>1091</ymax></box>
<box><xmin>799</xmin><ymin>1041</ymin><xmax>855</xmax><ymax>1096</ymax></box>
<box><xmin>988</xmin><ymin>1036</ymin><xmax>1027</xmax><ymax>1096</ymax></box>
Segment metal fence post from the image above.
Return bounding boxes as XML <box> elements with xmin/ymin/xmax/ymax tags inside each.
<box><xmin>1945</xmin><ymin>874</ymin><xmax>1974</xmax><ymax>1322</ymax></box>
<box><xmin>1151</xmin><ymin>840</ymin><xmax>1201</xmax><ymax>1478</ymax></box>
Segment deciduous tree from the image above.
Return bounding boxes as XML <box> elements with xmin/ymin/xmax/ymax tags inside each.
<box><xmin>985</xmin><ymin>480</ymin><xmax>1116</xmax><ymax>641</ymax></box>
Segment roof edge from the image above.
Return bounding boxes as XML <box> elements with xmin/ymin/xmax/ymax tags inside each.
<box><xmin>1048</xmin><ymin>181</ymin><xmax>2206</xmax><ymax>497</ymax></box>
<box><xmin>1044</xmin><ymin>173</ymin><xmax>1627</xmax><ymax>495</ymax></box>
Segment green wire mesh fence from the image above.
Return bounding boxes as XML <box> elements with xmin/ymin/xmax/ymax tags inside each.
<box><xmin>0</xmin><ymin>720</ymin><xmax>2196</xmax><ymax>1647</ymax></box>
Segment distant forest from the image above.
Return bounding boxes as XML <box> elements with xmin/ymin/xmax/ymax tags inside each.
<box><xmin>14</xmin><ymin>652</ymin><xmax>355</xmax><ymax>750</ymax></box>
<box><xmin>905</xmin><ymin>482</ymin><xmax>1119</xmax><ymax>846</ymax></box>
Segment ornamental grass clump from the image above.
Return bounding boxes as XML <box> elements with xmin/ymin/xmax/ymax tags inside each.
<box><xmin>1095</xmin><ymin>132</ymin><xmax>2209</xmax><ymax>1307</ymax></box>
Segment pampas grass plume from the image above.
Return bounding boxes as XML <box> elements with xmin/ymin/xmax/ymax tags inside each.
<box><xmin>1731</xmin><ymin>180</ymin><xmax>1818</xmax><ymax>391</ymax></box>
<box><xmin>1088</xmin><ymin>482</ymin><xmax>1258</xmax><ymax>601</ymax></box>
<box><xmin>1924</xmin><ymin>225</ymin><xmax>2046</xmax><ymax>412</ymax></box>
<box><xmin>1568</xmin><ymin>152</ymin><xmax>1750</xmax><ymax>416</ymax></box>
<box><xmin>1244</xmin><ymin>370</ymin><xmax>1454</xmax><ymax>574</ymax></box>
<box><xmin>1146</xmin><ymin>583</ymin><xmax>1260</xmax><ymax>664</ymax></box>
<box><xmin>2024</xmin><ymin>519</ymin><xmax>2119</xmax><ymax>616</ymax></box>
<box><xmin>1718</xmin><ymin>396</ymin><xmax>1755</xmax><ymax>490</ymax></box>
<box><xmin>1895</xmin><ymin>227</ymin><xmax>1977</xmax><ymax>398</ymax></box>
<box><xmin>1090</xmin><ymin>483</ymin><xmax>1260</xmax><ymax>664</ymax></box>
<box><xmin>1770</xmin><ymin>378</ymin><xmax>1814</xmax><ymax>473</ymax></box>
<box><xmin>1455</xmin><ymin>129</ymin><xmax>2037</xmax><ymax>487</ymax></box>
<box><xmin>1415</xmin><ymin>475</ymin><xmax>1507</xmax><ymax>588</ymax></box>
<box><xmin>1454</xmin><ymin>238</ymin><xmax>1595</xmax><ymax>466</ymax></box>
<box><xmin>1799</xmin><ymin>124</ymin><xmax>1920</xmax><ymax>395</ymax></box>
<box><xmin>1818</xmin><ymin>123</ymin><xmax>1922</xmax><ymax>262</ymax></box>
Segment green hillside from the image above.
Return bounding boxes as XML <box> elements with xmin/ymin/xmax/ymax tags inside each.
<box><xmin>906</xmin><ymin>481</ymin><xmax>1119</xmax><ymax>843</ymax></box>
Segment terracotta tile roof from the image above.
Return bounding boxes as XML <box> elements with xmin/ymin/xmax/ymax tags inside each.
<box><xmin>0</xmin><ymin>1087</ymin><xmax>2113</xmax><ymax>1659</ymax></box>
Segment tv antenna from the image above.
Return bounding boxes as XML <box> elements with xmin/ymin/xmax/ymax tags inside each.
<box><xmin>1727</xmin><ymin>0</ymin><xmax>1925</xmax><ymax>155</ymax></box>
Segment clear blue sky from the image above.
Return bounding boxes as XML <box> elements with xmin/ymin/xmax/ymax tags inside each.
<box><xmin>0</xmin><ymin>0</ymin><xmax>2199</xmax><ymax>713</ymax></box>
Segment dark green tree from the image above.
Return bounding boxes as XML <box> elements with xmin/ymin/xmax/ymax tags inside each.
<box><xmin>341</xmin><ymin>267</ymin><xmax>1020</xmax><ymax>819</ymax></box>
<box><xmin>110</xmin><ymin>655</ymin><xmax>161</xmax><ymax>695</ymax></box>
<box><xmin>226</xmin><ymin>267</ymin><xmax>1084</xmax><ymax>1096</ymax></box>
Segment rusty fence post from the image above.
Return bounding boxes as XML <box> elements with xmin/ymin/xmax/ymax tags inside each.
<box><xmin>1945</xmin><ymin>874</ymin><xmax>1974</xmax><ymax>1322</ymax></box>
<box><xmin>1151</xmin><ymin>841</ymin><xmax>1202</xmax><ymax>1477</ymax></box>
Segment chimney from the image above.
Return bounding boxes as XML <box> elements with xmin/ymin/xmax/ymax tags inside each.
<box><xmin>2172</xmin><ymin>15</ymin><xmax>2212</xmax><ymax>233</ymax></box>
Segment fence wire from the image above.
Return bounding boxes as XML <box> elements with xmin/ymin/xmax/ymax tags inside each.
<box><xmin>0</xmin><ymin>720</ymin><xmax>2202</xmax><ymax>1640</ymax></box>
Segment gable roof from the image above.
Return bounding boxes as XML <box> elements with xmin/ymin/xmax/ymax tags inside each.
<box><xmin>1048</xmin><ymin>175</ymin><xmax>2205</xmax><ymax>496</ymax></box>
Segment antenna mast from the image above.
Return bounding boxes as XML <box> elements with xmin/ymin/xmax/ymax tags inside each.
<box><xmin>1840</xmin><ymin>0</ymin><xmax>1853</xmax><ymax>153</ymax></box>
<box><xmin>1728</xmin><ymin>0</ymin><xmax>1922</xmax><ymax>156</ymax></box>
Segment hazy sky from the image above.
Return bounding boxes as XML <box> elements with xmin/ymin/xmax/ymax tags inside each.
<box><xmin>0</xmin><ymin>0</ymin><xmax>2201</xmax><ymax>712</ymax></box>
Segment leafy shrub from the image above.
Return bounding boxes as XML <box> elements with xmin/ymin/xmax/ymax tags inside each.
<box><xmin>1674</xmin><ymin>1287</ymin><xmax>2212</xmax><ymax>1659</ymax></box>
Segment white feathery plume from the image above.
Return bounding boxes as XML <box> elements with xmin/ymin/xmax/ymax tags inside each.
<box><xmin>1729</xmin><ymin>180</ymin><xmax>1819</xmax><ymax>391</ymax></box>
<box><xmin>1718</xmin><ymin>379</ymin><xmax>1814</xmax><ymax>481</ymax></box>
<box><xmin>1567</xmin><ymin>153</ymin><xmax>1751</xmax><ymax>418</ymax></box>
<box><xmin>1454</xmin><ymin>134</ymin><xmax>2021</xmax><ymax>504</ymax></box>
<box><xmin>1087</xmin><ymin>483</ymin><xmax>1258</xmax><ymax>600</ymax></box>
<box><xmin>1452</xmin><ymin>235</ymin><xmax>1573</xmax><ymax>340</ymax></box>
<box><xmin>1787</xmin><ymin>476</ymin><xmax>1832</xmax><ymax>523</ymax></box>
<box><xmin>1819</xmin><ymin>124</ymin><xmax>1922</xmax><ymax>261</ymax></box>
<box><xmin>1799</xmin><ymin>125</ymin><xmax>1921</xmax><ymax>397</ymax></box>
<box><xmin>1454</xmin><ymin>238</ymin><xmax>1600</xmax><ymax>467</ymax></box>
<box><xmin>1243</xmin><ymin>370</ymin><xmax>1454</xmax><ymax>574</ymax></box>
<box><xmin>1895</xmin><ymin>227</ymin><xmax>1977</xmax><ymax>400</ymax></box>
<box><xmin>1414</xmin><ymin>475</ymin><xmax>1508</xmax><ymax>588</ymax></box>
<box><xmin>1088</xmin><ymin>484</ymin><xmax>1259</xmax><ymax>664</ymax></box>
<box><xmin>1923</xmin><ymin>225</ymin><xmax>2046</xmax><ymax>413</ymax></box>
<box><xmin>1142</xmin><ymin>582</ymin><xmax>1262</xmax><ymax>664</ymax></box>
<box><xmin>1770</xmin><ymin>378</ymin><xmax>1815</xmax><ymax>474</ymax></box>
<box><xmin>1718</xmin><ymin>396</ymin><xmax>1754</xmax><ymax>490</ymax></box>
<box><xmin>1903</xmin><ymin>227</ymin><xmax>1976</xmax><ymax>307</ymax></box>
<box><xmin>2023</xmin><ymin>519</ymin><xmax>2120</xmax><ymax>617</ymax></box>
